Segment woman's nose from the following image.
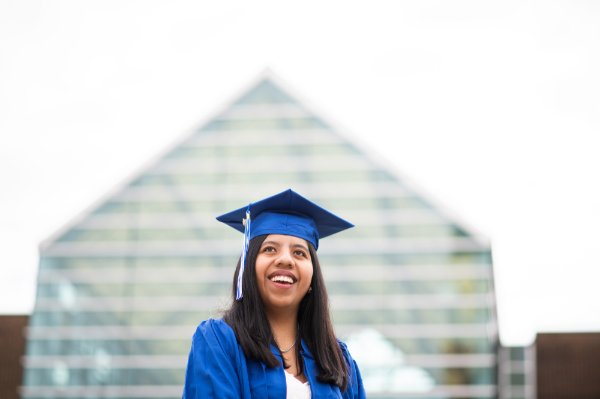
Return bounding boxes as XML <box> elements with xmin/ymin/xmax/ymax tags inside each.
<box><xmin>276</xmin><ymin>250</ymin><xmax>293</xmax><ymax>267</ymax></box>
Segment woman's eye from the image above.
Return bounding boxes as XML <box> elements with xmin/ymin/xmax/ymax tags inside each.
<box><xmin>294</xmin><ymin>250</ymin><xmax>307</xmax><ymax>258</ymax></box>
<box><xmin>262</xmin><ymin>246</ymin><xmax>276</xmax><ymax>253</ymax></box>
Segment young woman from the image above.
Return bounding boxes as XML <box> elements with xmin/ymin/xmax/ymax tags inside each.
<box><xmin>183</xmin><ymin>189</ymin><xmax>365</xmax><ymax>398</ymax></box>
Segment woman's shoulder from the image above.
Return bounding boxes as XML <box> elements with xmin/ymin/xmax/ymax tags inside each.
<box><xmin>193</xmin><ymin>318</ymin><xmax>238</xmax><ymax>351</ymax></box>
<box><xmin>336</xmin><ymin>339</ymin><xmax>353</xmax><ymax>360</ymax></box>
<box><xmin>195</xmin><ymin>317</ymin><xmax>233</xmax><ymax>333</ymax></box>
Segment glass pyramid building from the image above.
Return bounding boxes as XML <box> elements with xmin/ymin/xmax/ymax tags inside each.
<box><xmin>23</xmin><ymin>74</ymin><xmax>498</xmax><ymax>399</ymax></box>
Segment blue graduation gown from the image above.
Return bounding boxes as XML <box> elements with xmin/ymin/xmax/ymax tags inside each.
<box><xmin>183</xmin><ymin>318</ymin><xmax>366</xmax><ymax>398</ymax></box>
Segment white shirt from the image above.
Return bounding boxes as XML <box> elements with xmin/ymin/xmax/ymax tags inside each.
<box><xmin>285</xmin><ymin>370</ymin><xmax>311</xmax><ymax>399</ymax></box>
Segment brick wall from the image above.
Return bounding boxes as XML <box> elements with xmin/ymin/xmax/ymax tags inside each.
<box><xmin>537</xmin><ymin>332</ymin><xmax>600</xmax><ymax>399</ymax></box>
<box><xmin>0</xmin><ymin>315</ymin><xmax>28</xmax><ymax>399</ymax></box>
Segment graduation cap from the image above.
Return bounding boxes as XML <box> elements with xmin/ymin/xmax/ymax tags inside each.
<box><xmin>216</xmin><ymin>189</ymin><xmax>354</xmax><ymax>300</ymax></box>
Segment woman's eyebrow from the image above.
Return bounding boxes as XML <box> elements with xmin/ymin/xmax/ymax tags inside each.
<box><xmin>261</xmin><ymin>241</ymin><xmax>308</xmax><ymax>251</ymax></box>
<box><xmin>291</xmin><ymin>243</ymin><xmax>309</xmax><ymax>251</ymax></box>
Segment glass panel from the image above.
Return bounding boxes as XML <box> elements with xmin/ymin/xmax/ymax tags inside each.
<box><xmin>327</xmin><ymin>279</ymin><xmax>491</xmax><ymax>295</ymax></box>
<box><xmin>203</xmin><ymin>117</ymin><xmax>328</xmax><ymax>131</ymax></box>
<box><xmin>333</xmin><ymin>308</ymin><xmax>491</xmax><ymax>324</ymax></box>
<box><xmin>37</xmin><ymin>282</ymin><xmax>229</xmax><ymax>298</ymax></box>
<box><xmin>41</xmin><ymin>256</ymin><xmax>230</xmax><ymax>270</ymax></box>
<box><xmin>319</xmin><ymin>251</ymin><xmax>492</xmax><ymax>266</ymax></box>
<box><xmin>24</xmin><ymin>367</ymin><xmax>185</xmax><ymax>386</ymax></box>
<box><xmin>234</xmin><ymin>80</ymin><xmax>296</xmax><ymax>104</ymax></box>
<box><xmin>428</xmin><ymin>367</ymin><xmax>496</xmax><ymax>385</ymax></box>
<box><xmin>165</xmin><ymin>142</ymin><xmax>357</xmax><ymax>160</ymax></box>
<box><xmin>27</xmin><ymin>339</ymin><xmax>190</xmax><ymax>356</ymax></box>
<box><xmin>29</xmin><ymin>310</ymin><xmax>212</xmax><ymax>327</ymax></box>
<box><xmin>387</xmin><ymin>337</ymin><xmax>495</xmax><ymax>354</ymax></box>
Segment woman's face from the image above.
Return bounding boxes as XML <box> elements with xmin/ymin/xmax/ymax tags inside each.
<box><xmin>255</xmin><ymin>234</ymin><xmax>314</xmax><ymax>315</ymax></box>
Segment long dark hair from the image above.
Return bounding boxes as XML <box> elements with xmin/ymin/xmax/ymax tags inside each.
<box><xmin>222</xmin><ymin>234</ymin><xmax>349</xmax><ymax>390</ymax></box>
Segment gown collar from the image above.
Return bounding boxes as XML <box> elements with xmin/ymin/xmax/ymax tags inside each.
<box><xmin>269</xmin><ymin>339</ymin><xmax>338</xmax><ymax>397</ymax></box>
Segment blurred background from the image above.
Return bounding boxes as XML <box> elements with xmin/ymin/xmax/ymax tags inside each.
<box><xmin>1</xmin><ymin>1</ymin><xmax>600</xmax><ymax>398</ymax></box>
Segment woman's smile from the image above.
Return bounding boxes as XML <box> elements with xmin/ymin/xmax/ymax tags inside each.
<box><xmin>268</xmin><ymin>270</ymin><xmax>297</xmax><ymax>287</ymax></box>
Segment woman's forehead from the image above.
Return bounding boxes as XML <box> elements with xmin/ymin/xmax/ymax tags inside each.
<box><xmin>263</xmin><ymin>234</ymin><xmax>309</xmax><ymax>247</ymax></box>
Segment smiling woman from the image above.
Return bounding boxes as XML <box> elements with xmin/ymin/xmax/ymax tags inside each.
<box><xmin>182</xmin><ymin>189</ymin><xmax>365</xmax><ymax>398</ymax></box>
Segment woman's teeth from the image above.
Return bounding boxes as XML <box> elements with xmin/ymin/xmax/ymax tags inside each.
<box><xmin>270</xmin><ymin>275</ymin><xmax>294</xmax><ymax>284</ymax></box>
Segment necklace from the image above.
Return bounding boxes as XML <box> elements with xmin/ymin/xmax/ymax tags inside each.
<box><xmin>279</xmin><ymin>339</ymin><xmax>297</xmax><ymax>354</ymax></box>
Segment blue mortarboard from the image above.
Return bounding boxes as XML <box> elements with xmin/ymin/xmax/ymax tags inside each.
<box><xmin>216</xmin><ymin>189</ymin><xmax>354</xmax><ymax>299</ymax></box>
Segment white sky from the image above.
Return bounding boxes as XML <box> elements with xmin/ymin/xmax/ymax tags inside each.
<box><xmin>1</xmin><ymin>0</ymin><xmax>599</xmax><ymax>346</ymax></box>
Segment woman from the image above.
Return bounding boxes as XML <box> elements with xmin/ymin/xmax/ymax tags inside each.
<box><xmin>183</xmin><ymin>189</ymin><xmax>365</xmax><ymax>398</ymax></box>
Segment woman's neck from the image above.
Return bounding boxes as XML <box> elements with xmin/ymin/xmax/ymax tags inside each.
<box><xmin>267</xmin><ymin>310</ymin><xmax>298</xmax><ymax>349</ymax></box>
<box><xmin>267</xmin><ymin>309</ymin><xmax>305</xmax><ymax>381</ymax></box>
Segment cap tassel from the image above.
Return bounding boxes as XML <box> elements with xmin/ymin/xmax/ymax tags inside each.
<box><xmin>236</xmin><ymin>208</ymin><xmax>251</xmax><ymax>300</ymax></box>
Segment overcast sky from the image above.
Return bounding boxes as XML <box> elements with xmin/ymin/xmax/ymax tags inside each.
<box><xmin>1</xmin><ymin>1</ymin><xmax>599</xmax><ymax>345</ymax></box>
